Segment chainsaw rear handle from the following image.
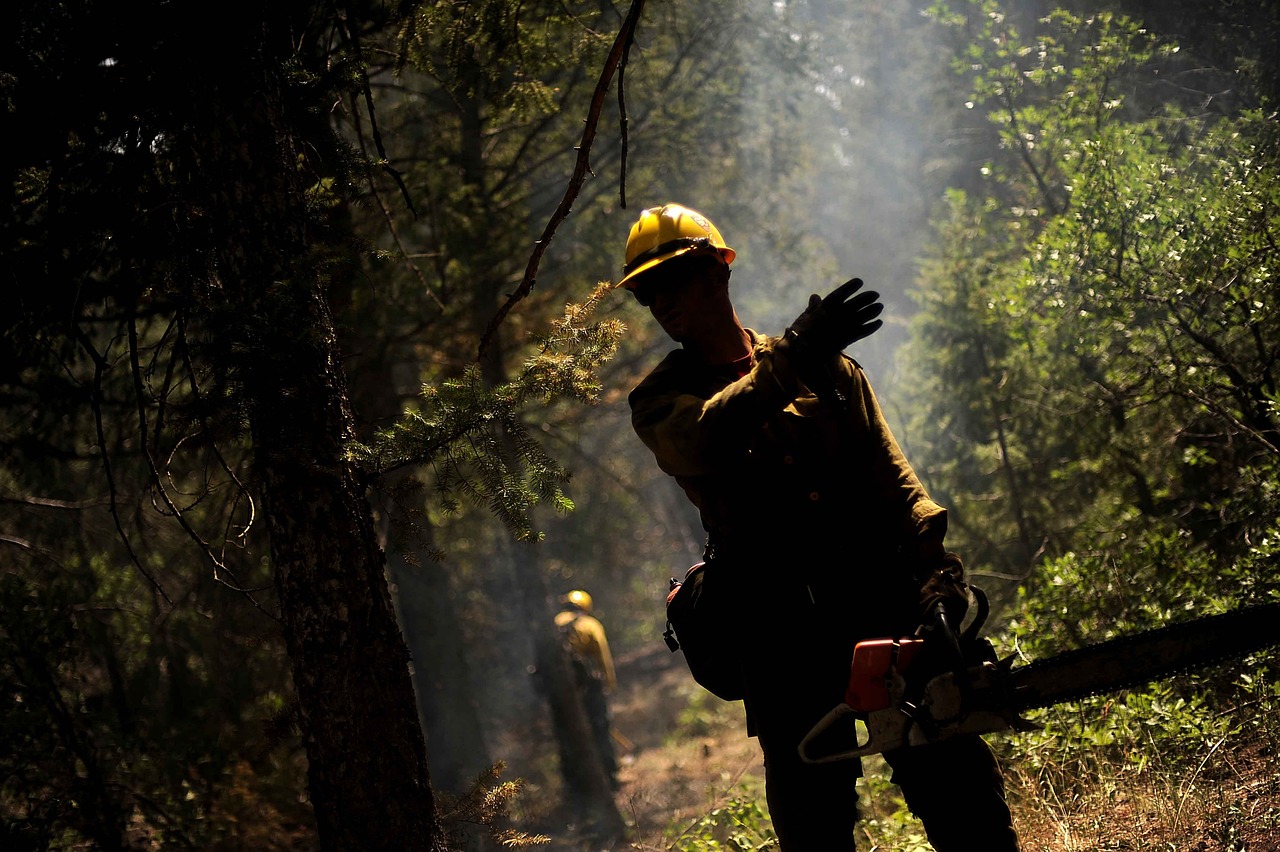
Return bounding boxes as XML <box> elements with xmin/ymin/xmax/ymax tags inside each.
<box><xmin>797</xmin><ymin>703</ymin><xmax>873</xmax><ymax>764</ymax></box>
<box><xmin>964</xmin><ymin>583</ymin><xmax>990</xmax><ymax>642</ymax></box>
<box><xmin>919</xmin><ymin>582</ymin><xmax>989</xmax><ymax>675</ymax></box>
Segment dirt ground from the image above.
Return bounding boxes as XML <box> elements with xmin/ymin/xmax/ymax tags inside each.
<box><xmin>494</xmin><ymin>640</ymin><xmax>763</xmax><ymax>851</ymax></box>
<box><xmin>607</xmin><ymin>643</ymin><xmax>766</xmax><ymax>849</ymax></box>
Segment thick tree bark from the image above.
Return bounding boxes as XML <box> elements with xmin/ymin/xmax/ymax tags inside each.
<box><xmin>247</xmin><ymin>303</ymin><xmax>439</xmax><ymax>849</ymax></box>
<box><xmin>179</xmin><ymin>20</ymin><xmax>443</xmax><ymax>851</ymax></box>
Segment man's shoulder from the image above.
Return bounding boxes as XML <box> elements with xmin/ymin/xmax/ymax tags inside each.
<box><xmin>628</xmin><ymin>348</ymin><xmax>692</xmax><ymax>403</ymax></box>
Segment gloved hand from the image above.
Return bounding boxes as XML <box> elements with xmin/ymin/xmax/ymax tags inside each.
<box><xmin>918</xmin><ymin>551</ymin><xmax>969</xmax><ymax>630</ymax></box>
<box><xmin>777</xmin><ymin>278</ymin><xmax>884</xmax><ymax>398</ymax></box>
<box><xmin>785</xmin><ymin>277</ymin><xmax>884</xmax><ymax>356</ymax></box>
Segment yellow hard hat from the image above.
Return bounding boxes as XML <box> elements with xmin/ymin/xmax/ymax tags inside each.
<box><xmin>617</xmin><ymin>203</ymin><xmax>736</xmax><ymax>291</ymax></box>
<box><xmin>562</xmin><ymin>590</ymin><xmax>593</xmax><ymax>613</ymax></box>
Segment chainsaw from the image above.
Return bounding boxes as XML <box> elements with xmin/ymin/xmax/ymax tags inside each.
<box><xmin>798</xmin><ymin>588</ymin><xmax>1280</xmax><ymax>764</ymax></box>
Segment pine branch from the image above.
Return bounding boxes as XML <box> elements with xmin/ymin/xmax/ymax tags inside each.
<box><xmin>353</xmin><ymin>284</ymin><xmax>622</xmax><ymax>539</ymax></box>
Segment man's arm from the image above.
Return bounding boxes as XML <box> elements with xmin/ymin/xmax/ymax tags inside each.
<box><xmin>629</xmin><ymin>337</ymin><xmax>807</xmax><ymax>477</ymax></box>
<box><xmin>839</xmin><ymin>358</ymin><xmax>948</xmax><ymax>546</ymax></box>
<box><xmin>836</xmin><ymin>359</ymin><xmax>969</xmax><ymax>623</ymax></box>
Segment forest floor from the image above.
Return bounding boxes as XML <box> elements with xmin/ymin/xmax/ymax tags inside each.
<box><xmin>502</xmin><ymin>642</ymin><xmax>1280</xmax><ymax>852</ymax></box>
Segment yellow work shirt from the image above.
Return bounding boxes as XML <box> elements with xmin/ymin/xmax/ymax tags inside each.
<box><xmin>629</xmin><ymin>329</ymin><xmax>946</xmax><ymax>556</ymax></box>
<box><xmin>555</xmin><ymin>610</ymin><xmax>617</xmax><ymax>690</ymax></box>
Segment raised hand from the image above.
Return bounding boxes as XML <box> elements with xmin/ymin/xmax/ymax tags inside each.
<box><xmin>785</xmin><ymin>277</ymin><xmax>884</xmax><ymax>356</ymax></box>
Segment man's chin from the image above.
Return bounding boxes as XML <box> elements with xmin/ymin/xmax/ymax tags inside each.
<box><xmin>658</xmin><ymin>320</ymin><xmax>686</xmax><ymax>341</ymax></box>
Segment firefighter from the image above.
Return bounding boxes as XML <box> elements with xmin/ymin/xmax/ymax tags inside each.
<box><xmin>618</xmin><ymin>203</ymin><xmax>1019</xmax><ymax>851</ymax></box>
<box><xmin>555</xmin><ymin>590</ymin><xmax>619</xmax><ymax>788</ymax></box>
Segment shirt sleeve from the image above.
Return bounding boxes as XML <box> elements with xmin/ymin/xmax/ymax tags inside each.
<box><xmin>589</xmin><ymin>619</ymin><xmax>617</xmax><ymax>691</ymax></box>
<box><xmin>629</xmin><ymin>336</ymin><xmax>805</xmax><ymax>477</ymax></box>
<box><xmin>841</xmin><ymin>357</ymin><xmax>948</xmax><ymax>548</ymax></box>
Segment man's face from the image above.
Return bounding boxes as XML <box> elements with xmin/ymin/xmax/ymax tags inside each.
<box><xmin>632</xmin><ymin>257</ymin><xmax>728</xmax><ymax>344</ymax></box>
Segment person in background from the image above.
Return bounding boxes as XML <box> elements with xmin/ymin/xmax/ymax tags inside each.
<box><xmin>555</xmin><ymin>590</ymin><xmax>619</xmax><ymax>788</ymax></box>
<box><xmin>618</xmin><ymin>203</ymin><xmax>1019</xmax><ymax>851</ymax></box>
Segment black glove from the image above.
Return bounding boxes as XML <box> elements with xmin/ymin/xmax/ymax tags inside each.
<box><xmin>785</xmin><ymin>277</ymin><xmax>884</xmax><ymax>356</ymax></box>
<box><xmin>918</xmin><ymin>551</ymin><xmax>969</xmax><ymax>630</ymax></box>
<box><xmin>777</xmin><ymin>278</ymin><xmax>884</xmax><ymax>398</ymax></box>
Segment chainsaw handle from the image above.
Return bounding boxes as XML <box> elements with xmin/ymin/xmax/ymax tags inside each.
<box><xmin>923</xmin><ymin>601</ymin><xmax>965</xmax><ymax>671</ymax></box>
<box><xmin>797</xmin><ymin>704</ymin><xmax>880</xmax><ymax>763</ymax></box>
<box><xmin>963</xmin><ymin>584</ymin><xmax>990</xmax><ymax>645</ymax></box>
<box><xmin>922</xmin><ymin>582</ymin><xmax>990</xmax><ymax>649</ymax></box>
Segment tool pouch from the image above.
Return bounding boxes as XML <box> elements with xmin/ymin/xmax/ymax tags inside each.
<box><xmin>663</xmin><ymin>560</ymin><xmax>745</xmax><ymax>701</ymax></box>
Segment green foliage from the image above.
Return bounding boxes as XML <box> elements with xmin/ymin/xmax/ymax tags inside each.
<box><xmin>665</xmin><ymin>794</ymin><xmax>779</xmax><ymax>851</ymax></box>
<box><xmin>854</xmin><ymin>756</ymin><xmax>934</xmax><ymax>851</ymax></box>
<box><xmin>671</xmin><ymin>685</ymin><xmax>742</xmax><ymax>741</ymax></box>
<box><xmin>993</xmin><ymin>526</ymin><xmax>1280</xmax><ymax>835</ymax></box>
<box><xmin>897</xmin><ymin>6</ymin><xmax>1280</xmax><ymax>844</ymax></box>
<box><xmin>1006</xmin><ymin>528</ymin><xmax>1274</xmax><ymax>663</ymax></box>
<box><xmin>905</xmin><ymin>2</ymin><xmax>1280</xmax><ymax>592</ymax></box>
<box><xmin>351</xmin><ymin>284</ymin><xmax>623</xmax><ymax>543</ymax></box>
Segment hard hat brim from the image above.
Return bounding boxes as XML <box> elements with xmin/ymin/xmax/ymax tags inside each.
<box><xmin>616</xmin><ymin>244</ymin><xmax>735</xmax><ymax>291</ymax></box>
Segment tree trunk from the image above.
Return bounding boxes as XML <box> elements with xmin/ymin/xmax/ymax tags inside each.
<box><xmin>388</xmin><ymin>529</ymin><xmax>495</xmax><ymax>798</ymax></box>
<box><xmin>181</xmin><ymin>21</ymin><xmax>443</xmax><ymax>850</ymax></box>
<box><xmin>248</xmin><ymin>324</ymin><xmax>440</xmax><ymax>849</ymax></box>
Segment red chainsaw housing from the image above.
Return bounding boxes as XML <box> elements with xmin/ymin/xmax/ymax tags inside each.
<box><xmin>845</xmin><ymin>638</ymin><xmax>926</xmax><ymax>712</ymax></box>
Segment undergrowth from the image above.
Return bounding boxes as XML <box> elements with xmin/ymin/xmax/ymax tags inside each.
<box><xmin>659</xmin><ymin>669</ymin><xmax>1279</xmax><ymax>851</ymax></box>
<box><xmin>671</xmin><ymin>687</ymin><xmax>743</xmax><ymax>742</ymax></box>
<box><xmin>664</xmin><ymin>795</ymin><xmax>779</xmax><ymax>851</ymax></box>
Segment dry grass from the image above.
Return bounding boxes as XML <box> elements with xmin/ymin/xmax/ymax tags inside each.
<box><xmin>1006</xmin><ymin>737</ymin><xmax>1280</xmax><ymax>851</ymax></box>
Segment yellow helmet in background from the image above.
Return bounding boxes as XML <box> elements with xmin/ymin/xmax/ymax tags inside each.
<box><xmin>617</xmin><ymin>203</ymin><xmax>736</xmax><ymax>291</ymax></box>
<box><xmin>562</xmin><ymin>589</ymin><xmax>593</xmax><ymax>613</ymax></box>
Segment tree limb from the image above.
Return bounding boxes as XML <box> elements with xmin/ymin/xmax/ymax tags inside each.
<box><xmin>478</xmin><ymin>0</ymin><xmax>647</xmax><ymax>358</ymax></box>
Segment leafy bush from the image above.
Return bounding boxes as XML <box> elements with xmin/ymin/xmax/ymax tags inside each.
<box><xmin>665</xmin><ymin>794</ymin><xmax>778</xmax><ymax>851</ymax></box>
<box><xmin>671</xmin><ymin>686</ymin><xmax>742</xmax><ymax>741</ymax></box>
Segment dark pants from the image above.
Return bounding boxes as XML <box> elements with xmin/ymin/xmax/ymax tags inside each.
<box><xmin>745</xmin><ymin>586</ymin><xmax>1018</xmax><ymax>851</ymax></box>
<box><xmin>757</xmin><ymin>726</ymin><xmax>1019</xmax><ymax>851</ymax></box>
<box><xmin>758</xmin><ymin>729</ymin><xmax>860</xmax><ymax>850</ymax></box>
<box><xmin>572</xmin><ymin>660</ymin><xmax>618</xmax><ymax>786</ymax></box>
<box><xmin>728</xmin><ymin>545</ymin><xmax>1019</xmax><ymax>850</ymax></box>
<box><xmin>884</xmin><ymin>737</ymin><xmax>1020</xmax><ymax>851</ymax></box>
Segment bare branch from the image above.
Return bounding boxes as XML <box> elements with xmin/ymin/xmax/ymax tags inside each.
<box><xmin>617</xmin><ymin>6</ymin><xmax>635</xmax><ymax>210</ymax></box>
<box><xmin>127</xmin><ymin>317</ymin><xmax>279</xmax><ymax>618</ymax></box>
<box><xmin>0</xmin><ymin>495</ymin><xmax>114</xmax><ymax>510</ymax></box>
<box><xmin>73</xmin><ymin>321</ymin><xmax>173</xmax><ymax>605</ymax></box>
<box><xmin>338</xmin><ymin>8</ymin><xmax>418</xmax><ymax>217</ymax></box>
<box><xmin>478</xmin><ymin>0</ymin><xmax>647</xmax><ymax>358</ymax></box>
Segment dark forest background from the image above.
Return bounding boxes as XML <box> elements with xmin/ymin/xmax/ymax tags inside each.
<box><xmin>4</xmin><ymin>0</ymin><xmax>1278</xmax><ymax>849</ymax></box>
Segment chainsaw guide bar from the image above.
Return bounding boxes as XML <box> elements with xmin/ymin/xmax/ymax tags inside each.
<box><xmin>1011</xmin><ymin>601</ymin><xmax>1280</xmax><ymax>710</ymax></box>
<box><xmin>799</xmin><ymin>600</ymin><xmax>1280</xmax><ymax>763</ymax></box>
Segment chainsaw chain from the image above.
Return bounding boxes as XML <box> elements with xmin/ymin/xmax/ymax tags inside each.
<box><xmin>1009</xmin><ymin>601</ymin><xmax>1280</xmax><ymax>711</ymax></box>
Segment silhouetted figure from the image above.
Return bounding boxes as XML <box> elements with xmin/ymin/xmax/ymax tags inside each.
<box><xmin>555</xmin><ymin>590</ymin><xmax>618</xmax><ymax>788</ymax></box>
<box><xmin>618</xmin><ymin>203</ymin><xmax>1019</xmax><ymax>851</ymax></box>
